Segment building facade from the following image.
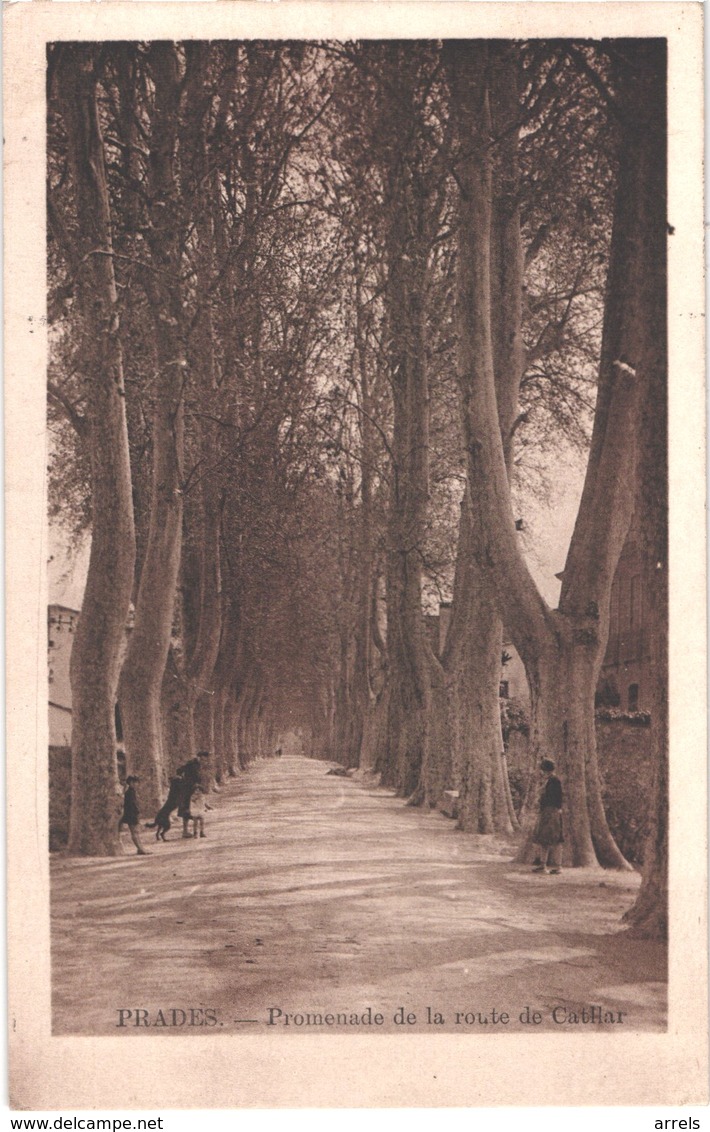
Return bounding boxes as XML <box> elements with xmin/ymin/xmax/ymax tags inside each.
<box><xmin>48</xmin><ymin>604</ymin><xmax>79</xmax><ymax>747</ymax></box>
<box><xmin>48</xmin><ymin>603</ymin><xmax>133</xmax><ymax>749</ymax></box>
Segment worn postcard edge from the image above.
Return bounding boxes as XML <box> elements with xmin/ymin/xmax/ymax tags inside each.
<box><xmin>3</xmin><ymin>0</ymin><xmax>707</xmax><ymax>1111</ymax></box>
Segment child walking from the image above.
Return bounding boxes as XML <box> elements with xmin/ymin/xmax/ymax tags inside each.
<box><xmin>119</xmin><ymin>775</ymin><xmax>150</xmax><ymax>855</ymax></box>
<box><xmin>188</xmin><ymin>785</ymin><xmax>210</xmax><ymax>838</ymax></box>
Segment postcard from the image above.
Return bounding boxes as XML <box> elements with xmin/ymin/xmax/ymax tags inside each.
<box><xmin>4</xmin><ymin>0</ymin><xmax>706</xmax><ymax>1111</ymax></box>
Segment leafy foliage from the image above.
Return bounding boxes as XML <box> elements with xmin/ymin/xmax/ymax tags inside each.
<box><xmin>48</xmin><ymin>39</ymin><xmax>624</xmax><ymax>755</ymax></box>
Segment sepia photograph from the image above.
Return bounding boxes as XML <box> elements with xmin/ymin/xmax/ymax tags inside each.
<box><xmin>5</xmin><ymin>0</ymin><xmax>706</xmax><ymax>1112</ymax></box>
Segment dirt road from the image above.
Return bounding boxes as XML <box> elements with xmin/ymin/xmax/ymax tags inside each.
<box><xmin>51</xmin><ymin>755</ymin><xmax>666</xmax><ymax>1035</ymax></box>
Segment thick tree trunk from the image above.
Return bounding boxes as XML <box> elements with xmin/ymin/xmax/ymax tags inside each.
<box><xmin>245</xmin><ymin>686</ymin><xmax>266</xmax><ymax>759</ymax></box>
<box><xmin>118</xmin><ymin>363</ymin><xmax>183</xmax><ymax>813</ymax></box>
<box><xmin>366</xmin><ymin>50</ymin><xmax>449</xmax><ymax>801</ymax></box>
<box><xmin>195</xmin><ymin>694</ymin><xmax>216</xmax><ymax>774</ymax></box>
<box><xmin>340</xmin><ymin>528</ymin><xmax>372</xmax><ymax>771</ymax></box>
<box><xmin>176</xmin><ymin>478</ymin><xmax>224</xmax><ymax>777</ymax></box>
<box><xmin>118</xmin><ymin>43</ymin><xmax>185</xmax><ymax>814</ymax></box>
<box><xmin>212</xmin><ymin>688</ymin><xmax>227</xmax><ymax>785</ymax></box>
<box><xmin>620</xmin><ymin>42</ymin><xmax>668</xmax><ymax>936</ymax></box>
<box><xmin>519</xmin><ymin>628</ymin><xmax>621</xmax><ymax>867</ymax></box>
<box><xmin>384</xmin><ymin>524</ymin><xmax>437</xmax><ymax>799</ymax></box>
<box><xmin>435</xmin><ymin>44</ymin><xmax>523</xmax><ymax>835</ymax></box>
<box><xmin>382</xmin><ymin>214</ymin><xmax>439</xmax><ymax>798</ymax></box>
<box><xmin>347</xmin><ymin>267</ymin><xmax>380</xmax><ymax>770</ymax></box>
<box><xmin>211</xmin><ymin>598</ymin><xmax>242</xmax><ymax>783</ymax></box>
<box><xmin>489</xmin><ymin>44</ymin><xmax>526</xmax><ymax>470</ymax></box>
<box><xmin>56</xmin><ymin>48</ymin><xmax>137</xmax><ymax>856</ymax></box>
<box><xmin>179</xmin><ymin>50</ymin><xmax>225</xmax><ymax>787</ymax></box>
<box><xmin>442</xmin><ymin>501</ymin><xmax>514</xmax><ymax>834</ymax></box>
<box><xmin>158</xmin><ymin>646</ymin><xmax>183</xmax><ymax>776</ymax></box>
<box><xmin>333</xmin><ymin>613</ymin><xmax>354</xmax><ymax>767</ymax></box>
<box><xmin>223</xmin><ymin>692</ymin><xmax>241</xmax><ymax>776</ymax></box>
<box><xmin>237</xmin><ymin>679</ymin><xmax>260</xmax><ymax>766</ymax></box>
<box><xmin>445</xmin><ymin>40</ymin><xmax>658</xmax><ymax>867</ymax></box>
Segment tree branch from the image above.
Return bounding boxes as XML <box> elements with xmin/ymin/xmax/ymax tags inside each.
<box><xmin>47</xmin><ymin>381</ymin><xmax>89</xmax><ymax>439</ymax></box>
<box><xmin>564</xmin><ymin>45</ymin><xmax>621</xmax><ymax>122</ymax></box>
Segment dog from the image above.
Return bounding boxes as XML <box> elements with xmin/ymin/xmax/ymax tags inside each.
<box><xmin>145</xmin><ymin>807</ymin><xmax>172</xmax><ymax>841</ymax></box>
<box><xmin>145</xmin><ymin>775</ymin><xmax>184</xmax><ymax>841</ymax></box>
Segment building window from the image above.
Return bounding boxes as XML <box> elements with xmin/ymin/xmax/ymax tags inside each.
<box><xmin>628</xmin><ymin>684</ymin><xmax>639</xmax><ymax>712</ymax></box>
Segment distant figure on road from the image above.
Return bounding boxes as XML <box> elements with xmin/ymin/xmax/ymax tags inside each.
<box><xmin>187</xmin><ymin>785</ymin><xmax>211</xmax><ymax>838</ymax></box>
<box><xmin>177</xmin><ymin>751</ymin><xmax>211</xmax><ymax>839</ymax></box>
<box><xmin>119</xmin><ymin>775</ymin><xmax>149</xmax><ymax>855</ymax></box>
<box><xmin>531</xmin><ymin>759</ymin><xmax>563</xmax><ymax>874</ymax></box>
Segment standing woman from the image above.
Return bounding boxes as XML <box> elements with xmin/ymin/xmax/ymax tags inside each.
<box><xmin>119</xmin><ymin>775</ymin><xmax>150</xmax><ymax>855</ymax></box>
<box><xmin>531</xmin><ymin>759</ymin><xmax>563</xmax><ymax>874</ymax></box>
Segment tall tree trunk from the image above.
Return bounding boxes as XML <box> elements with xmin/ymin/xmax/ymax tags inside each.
<box><xmin>383</xmin><ymin>370</ymin><xmax>436</xmax><ymax>799</ymax></box>
<box><xmin>212</xmin><ymin>689</ymin><xmax>227</xmax><ymax>784</ymax></box>
<box><xmin>442</xmin><ymin>499</ymin><xmax>514</xmax><ymax>834</ymax></box>
<box><xmin>177</xmin><ymin>44</ymin><xmax>225</xmax><ymax>789</ymax></box>
<box><xmin>177</xmin><ymin>477</ymin><xmax>224</xmax><ymax>779</ymax></box>
<box><xmin>621</xmin><ymin>41</ymin><xmax>668</xmax><ymax>935</ymax></box>
<box><xmin>237</xmin><ymin>678</ymin><xmax>260</xmax><ymax>766</ymax></box>
<box><xmin>118</xmin><ymin>43</ymin><xmax>185</xmax><ymax>813</ymax></box>
<box><xmin>223</xmin><ymin>694</ymin><xmax>240</xmax><ymax>776</ymax></box>
<box><xmin>56</xmin><ymin>47</ymin><xmax>137</xmax><ymax>855</ymax></box>
<box><xmin>437</xmin><ymin>44</ymin><xmax>523</xmax><ymax>836</ymax></box>
<box><xmin>333</xmin><ymin>483</ymin><xmax>358</xmax><ymax>766</ymax></box>
<box><xmin>445</xmin><ymin>40</ymin><xmax>660</xmax><ymax>867</ymax></box>
<box><xmin>382</xmin><ymin>180</ymin><xmax>440</xmax><ymax>798</ymax></box>
<box><xmin>348</xmin><ymin>262</ymin><xmax>380</xmax><ymax>769</ymax></box>
<box><xmin>359</xmin><ymin>47</ymin><xmax>449</xmax><ymax>801</ymax></box>
<box><xmin>211</xmin><ymin>596</ymin><xmax>242</xmax><ymax>783</ymax></box>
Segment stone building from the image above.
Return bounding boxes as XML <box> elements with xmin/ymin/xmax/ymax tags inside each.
<box><xmin>48</xmin><ymin>604</ymin><xmax>78</xmax><ymax>747</ymax></box>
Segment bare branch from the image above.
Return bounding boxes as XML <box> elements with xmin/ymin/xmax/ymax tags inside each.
<box><xmin>47</xmin><ymin>381</ymin><xmax>88</xmax><ymax>439</ymax></box>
